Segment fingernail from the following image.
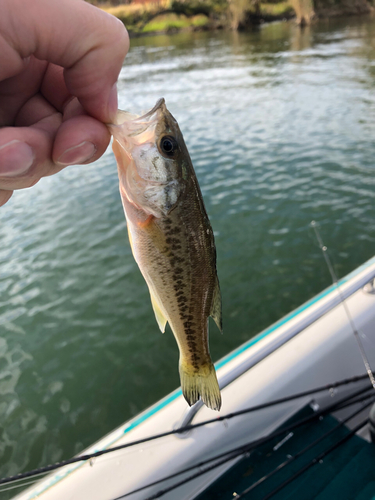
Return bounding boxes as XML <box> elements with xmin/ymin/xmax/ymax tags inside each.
<box><xmin>108</xmin><ymin>83</ymin><xmax>118</xmax><ymax>122</ymax></box>
<box><xmin>57</xmin><ymin>141</ymin><xmax>96</xmax><ymax>166</ymax></box>
<box><xmin>0</xmin><ymin>140</ymin><xmax>34</xmax><ymax>177</ymax></box>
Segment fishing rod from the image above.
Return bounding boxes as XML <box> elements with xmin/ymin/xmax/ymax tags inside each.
<box><xmin>134</xmin><ymin>385</ymin><xmax>375</xmax><ymax>500</ymax></box>
<box><xmin>233</xmin><ymin>399</ymin><xmax>373</xmax><ymax>499</ymax></box>
<box><xmin>3</xmin><ymin>386</ymin><xmax>373</xmax><ymax>498</ymax></box>
<box><xmin>310</xmin><ymin>220</ymin><xmax>375</xmax><ymax>389</ymax></box>
<box><xmin>0</xmin><ymin>374</ymin><xmax>370</xmax><ymax>488</ymax></box>
<box><xmin>0</xmin><ymin>375</ymin><xmax>371</xmax><ymax>494</ymax></box>
<box><xmin>259</xmin><ymin>416</ymin><xmax>369</xmax><ymax>500</ymax></box>
<box><xmin>118</xmin><ymin>387</ymin><xmax>375</xmax><ymax>499</ymax></box>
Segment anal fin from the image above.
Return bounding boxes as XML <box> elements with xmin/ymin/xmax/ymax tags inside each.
<box><xmin>150</xmin><ymin>291</ymin><xmax>167</xmax><ymax>333</ymax></box>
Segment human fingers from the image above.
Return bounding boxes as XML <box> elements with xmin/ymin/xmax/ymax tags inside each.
<box><xmin>0</xmin><ymin>113</ymin><xmax>60</xmax><ymax>191</ymax></box>
<box><xmin>0</xmin><ymin>98</ymin><xmax>109</xmax><ymax>196</ymax></box>
<box><xmin>15</xmin><ymin>91</ymin><xmax>110</xmax><ymax>174</ymax></box>
<box><xmin>49</xmin><ymin>96</ymin><xmax>111</xmax><ymax>173</ymax></box>
<box><xmin>0</xmin><ymin>90</ymin><xmax>61</xmax><ymax>189</ymax></box>
<box><xmin>51</xmin><ymin>114</ymin><xmax>110</xmax><ymax>174</ymax></box>
<box><xmin>0</xmin><ymin>57</ymin><xmax>48</xmax><ymax>126</ymax></box>
<box><xmin>0</xmin><ymin>189</ymin><xmax>13</xmax><ymax>207</ymax></box>
<box><xmin>0</xmin><ymin>105</ymin><xmax>109</xmax><ymax>191</ymax></box>
<box><xmin>1</xmin><ymin>0</ymin><xmax>129</xmax><ymax>123</ymax></box>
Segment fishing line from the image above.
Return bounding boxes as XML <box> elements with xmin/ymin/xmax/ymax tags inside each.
<box><xmin>141</xmin><ymin>390</ymin><xmax>374</xmax><ymax>500</ymax></box>
<box><xmin>233</xmin><ymin>399</ymin><xmax>374</xmax><ymax>499</ymax></box>
<box><xmin>0</xmin><ymin>374</ymin><xmax>369</xmax><ymax>487</ymax></box>
<box><xmin>0</xmin><ymin>470</ymin><xmax>51</xmax><ymax>494</ymax></box>
<box><xmin>0</xmin><ymin>469</ymin><xmax>52</xmax><ymax>495</ymax></box>
<box><xmin>0</xmin><ymin>476</ymin><xmax>49</xmax><ymax>494</ymax></box>
<box><xmin>115</xmin><ymin>390</ymin><xmax>375</xmax><ymax>500</ymax></box>
<box><xmin>125</xmin><ymin>386</ymin><xmax>374</xmax><ymax>500</ymax></box>
<box><xmin>259</xmin><ymin>417</ymin><xmax>369</xmax><ymax>500</ymax></box>
<box><xmin>310</xmin><ymin>220</ymin><xmax>375</xmax><ymax>389</ymax></box>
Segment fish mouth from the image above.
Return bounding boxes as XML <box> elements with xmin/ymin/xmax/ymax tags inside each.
<box><xmin>109</xmin><ymin>99</ymin><xmax>169</xmax><ymax>185</ymax></box>
<box><xmin>137</xmin><ymin>98</ymin><xmax>166</xmax><ymax>121</ymax></box>
<box><xmin>108</xmin><ymin>97</ymin><xmax>165</xmax><ymax>130</ymax></box>
<box><xmin>107</xmin><ymin>98</ymin><xmax>167</xmax><ymax>160</ymax></box>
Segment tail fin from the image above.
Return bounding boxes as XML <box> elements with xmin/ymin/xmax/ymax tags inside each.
<box><xmin>179</xmin><ymin>361</ymin><xmax>221</xmax><ymax>411</ymax></box>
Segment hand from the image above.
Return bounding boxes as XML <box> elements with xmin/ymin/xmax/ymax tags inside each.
<box><xmin>0</xmin><ymin>0</ymin><xmax>129</xmax><ymax>206</ymax></box>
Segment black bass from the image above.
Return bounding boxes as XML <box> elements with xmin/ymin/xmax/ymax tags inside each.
<box><xmin>108</xmin><ymin>99</ymin><xmax>222</xmax><ymax>411</ymax></box>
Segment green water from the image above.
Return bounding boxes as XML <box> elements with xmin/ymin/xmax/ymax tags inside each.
<box><xmin>1</xmin><ymin>16</ymin><xmax>375</xmax><ymax>495</ymax></box>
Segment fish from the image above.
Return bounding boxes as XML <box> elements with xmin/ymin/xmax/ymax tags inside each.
<box><xmin>108</xmin><ymin>98</ymin><xmax>222</xmax><ymax>411</ymax></box>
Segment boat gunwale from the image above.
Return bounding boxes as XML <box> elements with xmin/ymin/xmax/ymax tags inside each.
<box><xmin>16</xmin><ymin>255</ymin><xmax>375</xmax><ymax>500</ymax></box>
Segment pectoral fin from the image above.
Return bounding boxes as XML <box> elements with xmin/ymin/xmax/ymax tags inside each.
<box><xmin>210</xmin><ymin>278</ymin><xmax>222</xmax><ymax>333</ymax></box>
<box><xmin>150</xmin><ymin>291</ymin><xmax>167</xmax><ymax>333</ymax></box>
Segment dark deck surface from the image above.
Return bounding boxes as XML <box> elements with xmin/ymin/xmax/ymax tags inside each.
<box><xmin>196</xmin><ymin>405</ymin><xmax>375</xmax><ymax>500</ymax></box>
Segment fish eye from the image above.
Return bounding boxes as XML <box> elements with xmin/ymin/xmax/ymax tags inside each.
<box><xmin>160</xmin><ymin>136</ymin><xmax>178</xmax><ymax>157</ymax></box>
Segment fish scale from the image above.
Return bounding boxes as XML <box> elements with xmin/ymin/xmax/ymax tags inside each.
<box><xmin>109</xmin><ymin>98</ymin><xmax>222</xmax><ymax>411</ymax></box>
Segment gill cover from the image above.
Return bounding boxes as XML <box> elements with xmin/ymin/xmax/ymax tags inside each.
<box><xmin>108</xmin><ymin>99</ymin><xmax>184</xmax><ymax>217</ymax></box>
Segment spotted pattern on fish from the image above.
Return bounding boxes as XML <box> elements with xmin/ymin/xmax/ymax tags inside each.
<box><xmin>109</xmin><ymin>98</ymin><xmax>222</xmax><ymax>410</ymax></box>
<box><xmin>157</xmin><ymin>217</ymin><xmax>202</xmax><ymax>370</ymax></box>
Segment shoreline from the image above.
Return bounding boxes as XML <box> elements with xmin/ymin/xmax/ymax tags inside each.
<box><xmin>100</xmin><ymin>1</ymin><xmax>295</xmax><ymax>37</ymax></box>
<box><xmin>99</xmin><ymin>1</ymin><xmax>374</xmax><ymax>38</ymax></box>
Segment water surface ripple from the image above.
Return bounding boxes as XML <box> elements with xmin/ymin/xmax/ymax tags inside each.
<box><xmin>1</xmin><ymin>17</ymin><xmax>375</xmax><ymax>493</ymax></box>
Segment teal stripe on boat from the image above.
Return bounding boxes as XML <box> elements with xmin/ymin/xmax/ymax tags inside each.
<box><xmin>23</xmin><ymin>256</ymin><xmax>375</xmax><ymax>499</ymax></box>
<box><xmin>215</xmin><ymin>284</ymin><xmax>334</xmax><ymax>370</ymax></box>
<box><xmin>216</xmin><ymin>255</ymin><xmax>375</xmax><ymax>370</ymax></box>
<box><xmin>23</xmin><ymin>391</ymin><xmax>184</xmax><ymax>499</ymax></box>
<box><xmin>122</xmin><ymin>389</ymin><xmax>182</xmax><ymax>435</ymax></box>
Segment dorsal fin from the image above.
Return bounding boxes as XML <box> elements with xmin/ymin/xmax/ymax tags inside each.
<box><xmin>150</xmin><ymin>291</ymin><xmax>167</xmax><ymax>333</ymax></box>
<box><xmin>210</xmin><ymin>278</ymin><xmax>222</xmax><ymax>333</ymax></box>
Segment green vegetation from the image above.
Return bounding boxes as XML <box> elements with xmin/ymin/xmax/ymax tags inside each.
<box><xmin>260</xmin><ymin>1</ymin><xmax>294</xmax><ymax>17</ymax></box>
<box><xmin>91</xmin><ymin>0</ymin><xmax>374</xmax><ymax>35</ymax></box>
<box><xmin>101</xmin><ymin>0</ymin><xmax>220</xmax><ymax>34</ymax></box>
<box><xmin>142</xmin><ymin>13</ymin><xmax>209</xmax><ymax>32</ymax></box>
<box><xmin>100</xmin><ymin>0</ymin><xmax>295</xmax><ymax>34</ymax></box>
<box><xmin>171</xmin><ymin>0</ymin><xmax>228</xmax><ymax>17</ymax></box>
<box><xmin>102</xmin><ymin>1</ymin><xmax>171</xmax><ymax>31</ymax></box>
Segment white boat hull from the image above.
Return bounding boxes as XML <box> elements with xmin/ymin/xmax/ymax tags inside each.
<box><xmin>13</xmin><ymin>257</ymin><xmax>375</xmax><ymax>500</ymax></box>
